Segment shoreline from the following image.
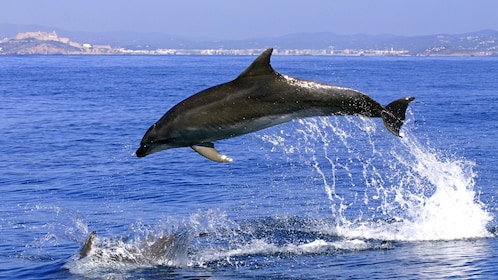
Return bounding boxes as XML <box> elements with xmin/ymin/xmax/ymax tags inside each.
<box><xmin>1</xmin><ymin>31</ymin><xmax>497</xmax><ymax>57</ymax></box>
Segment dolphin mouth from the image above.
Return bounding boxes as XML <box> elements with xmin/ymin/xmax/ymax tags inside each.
<box><xmin>136</xmin><ymin>143</ymin><xmax>173</xmax><ymax>157</ymax></box>
<box><xmin>135</xmin><ymin>146</ymin><xmax>148</xmax><ymax>157</ymax></box>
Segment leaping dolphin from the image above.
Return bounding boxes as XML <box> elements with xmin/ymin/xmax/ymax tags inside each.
<box><xmin>136</xmin><ymin>48</ymin><xmax>414</xmax><ymax>162</ymax></box>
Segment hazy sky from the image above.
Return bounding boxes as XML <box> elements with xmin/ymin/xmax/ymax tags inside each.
<box><xmin>1</xmin><ymin>0</ymin><xmax>497</xmax><ymax>39</ymax></box>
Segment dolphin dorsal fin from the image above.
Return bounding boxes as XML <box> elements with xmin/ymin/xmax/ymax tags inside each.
<box><xmin>80</xmin><ymin>231</ymin><xmax>96</xmax><ymax>259</ymax></box>
<box><xmin>237</xmin><ymin>48</ymin><xmax>276</xmax><ymax>78</ymax></box>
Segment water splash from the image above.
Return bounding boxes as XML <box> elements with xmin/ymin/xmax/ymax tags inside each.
<box><xmin>64</xmin><ymin>210</ymin><xmax>389</xmax><ymax>275</ymax></box>
<box><xmin>64</xmin><ymin>216</ymin><xmax>198</xmax><ymax>275</ymax></box>
<box><xmin>65</xmin><ymin>115</ymin><xmax>494</xmax><ymax>275</ymax></box>
<box><xmin>188</xmin><ymin>215</ymin><xmax>391</xmax><ymax>267</ymax></box>
<box><xmin>261</xmin><ymin>115</ymin><xmax>493</xmax><ymax>241</ymax></box>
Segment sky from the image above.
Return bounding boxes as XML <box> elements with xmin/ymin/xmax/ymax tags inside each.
<box><xmin>1</xmin><ymin>0</ymin><xmax>498</xmax><ymax>39</ymax></box>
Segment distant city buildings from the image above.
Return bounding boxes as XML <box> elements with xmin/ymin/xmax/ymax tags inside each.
<box><xmin>0</xmin><ymin>31</ymin><xmax>496</xmax><ymax>56</ymax></box>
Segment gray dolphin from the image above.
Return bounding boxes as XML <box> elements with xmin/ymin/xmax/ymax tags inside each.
<box><xmin>78</xmin><ymin>231</ymin><xmax>206</xmax><ymax>262</ymax></box>
<box><xmin>136</xmin><ymin>48</ymin><xmax>414</xmax><ymax>162</ymax></box>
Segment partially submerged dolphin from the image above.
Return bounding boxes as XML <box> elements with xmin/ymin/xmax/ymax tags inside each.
<box><xmin>136</xmin><ymin>48</ymin><xmax>414</xmax><ymax>162</ymax></box>
<box><xmin>78</xmin><ymin>231</ymin><xmax>193</xmax><ymax>263</ymax></box>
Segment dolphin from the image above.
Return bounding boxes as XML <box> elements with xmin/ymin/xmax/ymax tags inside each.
<box><xmin>136</xmin><ymin>48</ymin><xmax>414</xmax><ymax>162</ymax></box>
<box><xmin>78</xmin><ymin>231</ymin><xmax>206</xmax><ymax>263</ymax></box>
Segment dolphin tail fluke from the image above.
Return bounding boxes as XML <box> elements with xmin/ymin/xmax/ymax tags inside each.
<box><xmin>191</xmin><ymin>143</ymin><xmax>233</xmax><ymax>163</ymax></box>
<box><xmin>381</xmin><ymin>97</ymin><xmax>415</xmax><ymax>137</ymax></box>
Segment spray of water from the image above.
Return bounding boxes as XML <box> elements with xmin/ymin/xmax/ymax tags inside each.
<box><xmin>65</xmin><ymin>114</ymin><xmax>494</xmax><ymax>274</ymax></box>
<box><xmin>266</xmin><ymin>115</ymin><xmax>494</xmax><ymax>241</ymax></box>
<box><xmin>64</xmin><ymin>216</ymin><xmax>198</xmax><ymax>274</ymax></box>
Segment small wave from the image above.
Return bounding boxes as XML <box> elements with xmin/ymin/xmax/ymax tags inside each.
<box><xmin>195</xmin><ymin>237</ymin><xmax>389</xmax><ymax>266</ymax></box>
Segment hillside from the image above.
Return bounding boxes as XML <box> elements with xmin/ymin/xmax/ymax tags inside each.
<box><xmin>0</xmin><ymin>31</ymin><xmax>114</xmax><ymax>55</ymax></box>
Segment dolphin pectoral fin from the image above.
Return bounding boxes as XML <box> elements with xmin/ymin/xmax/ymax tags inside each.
<box><xmin>80</xmin><ymin>231</ymin><xmax>96</xmax><ymax>259</ymax></box>
<box><xmin>381</xmin><ymin>97</ymin><xmax>415</xmax><ymax>137</ymax></box>
<box><xmin>191</xmin><ymin>143</ymin><xmax>233</xmax><ymax>163</ymax></box>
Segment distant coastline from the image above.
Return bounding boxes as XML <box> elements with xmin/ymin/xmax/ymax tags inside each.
<box><xmin>1</xmin><ymin>31</ymin><xmax>497</xmax><ymax>56</ymax></box>
<box><xmin>0</xmin><ymin>31</ymin><xmax>114</xmax><ymax>55</ymax></box>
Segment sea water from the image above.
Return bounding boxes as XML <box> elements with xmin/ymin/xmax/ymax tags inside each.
<box><xmin>1</xmin><ymin>55</ymin><xmax>497</xmax><ymax>279</ymax></box>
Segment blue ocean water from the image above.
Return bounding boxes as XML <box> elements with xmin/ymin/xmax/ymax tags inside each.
<box><xmin>1</xmin><ymin>54</ymin><xmax>497</xmax><ymax>279</ymax></box>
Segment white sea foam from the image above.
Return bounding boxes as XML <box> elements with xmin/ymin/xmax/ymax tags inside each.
<box><xmin>193</xmin><ymin>237</ymin><xmax>383</xmax><ymax>266</ymax></box>
<box><xmin>261</xmin><ymin>115</ymin><xmax>493</xmax><ymax>241</ymax></box>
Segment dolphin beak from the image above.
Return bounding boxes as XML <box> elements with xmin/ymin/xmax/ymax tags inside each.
<box><xmin>136</xmin><ymin>143</ymin><xmax>171</xmax><ymax>157</ymax></box>
<box><xmin>135</xmin><ymin>145</ymin><xmax>148</xmax><ymax>157</ymax></box>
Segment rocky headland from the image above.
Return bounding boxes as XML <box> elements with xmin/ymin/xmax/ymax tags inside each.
<box><xmin>0</xmin><ymin>31</ymin><xmax>114</xmax><ymax>55</ymax></box>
